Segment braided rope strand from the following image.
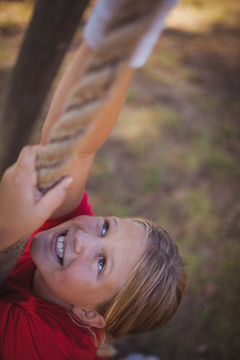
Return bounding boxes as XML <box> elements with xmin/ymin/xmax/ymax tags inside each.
<box><xmin>37</xmin><ymin>0</ymin><xmax>166</xmax><ymax>192</ymax></box>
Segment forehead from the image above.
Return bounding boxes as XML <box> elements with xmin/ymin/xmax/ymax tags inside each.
<box><xmin>119</xmin><ymin>217</ymin><xmax>146</xmax><ymax>238</ymax></box>
<box><xmin>106</xmin><ymin>217</ymin><xmax>147</xmax><ymax>284</ymax></box>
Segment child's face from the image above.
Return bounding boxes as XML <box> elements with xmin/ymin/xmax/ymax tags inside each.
<box><xmin>30</xmin><ymin>215</ymin><xmax>146</xmax><ymax>311</ymax></box>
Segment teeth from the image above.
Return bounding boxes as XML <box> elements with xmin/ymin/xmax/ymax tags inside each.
<box><xmin>58</xmin><ymin>235</ymin><xmax>65</xmax><ymax>243</ymax></box>
<box><xmin>56</xmin><ymin>235</ymin><xmax>66</xmax><ymax>260</ymax></box>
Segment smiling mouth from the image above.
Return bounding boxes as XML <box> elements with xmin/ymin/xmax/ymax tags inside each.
<box><xmin>56</xmin><ymin>231</ymin><xmax>67</xmax><ymax>265</ymax></box>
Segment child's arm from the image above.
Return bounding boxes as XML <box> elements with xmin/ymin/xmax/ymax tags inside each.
<box><xmin>39</xmin><ymin>0</ymin><xmax>178</xmax><ymax>218</ymax></box>
<box><xmin>40</xmin><ymin>41</ymin><xmax>134</xmax><ymax>218</ymax></box>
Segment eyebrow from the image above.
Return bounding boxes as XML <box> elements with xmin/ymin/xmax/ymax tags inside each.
<box><xmin>111</xmin><ymin>216</ymin><xmax>118</xmax><ymax>229</ymax></box>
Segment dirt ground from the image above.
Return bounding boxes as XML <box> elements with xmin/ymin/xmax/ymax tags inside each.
<box><xmin>0</xmin><ymin>1</ymin><xmax>239</xmax><ymax>359</ymax></box>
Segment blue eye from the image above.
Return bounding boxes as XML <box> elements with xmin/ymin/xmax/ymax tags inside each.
<box><xmin>98</xmin><ymin>256</ymin><xmax>106</xmax><ymax>274</ymax></box>
<box><xmin>101</xmin><ymin>221</ymin><xmax>109</xmax><ymax>236</ymax></box>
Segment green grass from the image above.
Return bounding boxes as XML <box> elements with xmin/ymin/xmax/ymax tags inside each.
<box><xmin>141</xmin><ymin>164</ymin><xmax>164</xmax><ymax>192</ymax></box>
<box><xmin>125</xmin><ymin>88</ymin><xmax>139</xmax><ymax>103</ymax></box>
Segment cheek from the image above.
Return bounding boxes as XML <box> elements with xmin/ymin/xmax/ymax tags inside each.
<box><xmin>30</xmin><ymin>238</ymin><xmax>45</xmax><ymax>266</ymax></box>
<box><xmin>40</xmin><ymin>269</ymin><xmax>80</xmax><ymax>304</ymax></box>
<box><xmin>30</xmin><ymin>237</ymin><xmax>55</xmax><ymax>274</ymax></box>
<box><xmin>53</xmin><ymin>268</ymin><xmax>96</xmax><ymax>306</ymax></box>
<box><xmin>60</xmin><ymin>264</ymin><xmax>94</xmax><ymax>294</ymax></box>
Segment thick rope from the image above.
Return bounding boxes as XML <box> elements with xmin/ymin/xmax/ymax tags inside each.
<box><xmin>37</xmin><ymin>0</ymin><xmax>166</xmax><ymax>193</ymax></box>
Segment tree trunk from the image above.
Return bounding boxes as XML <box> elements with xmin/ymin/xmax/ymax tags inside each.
<box><xmin>0</xmin><ymin>0</ymin><xmax>90</xmax><ymax>175</ymax></box>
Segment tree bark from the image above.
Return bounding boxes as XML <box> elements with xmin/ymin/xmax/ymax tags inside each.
<box><xmin>0</xmin><ymin>0</ymin><xmax>90</xmax><ymax>175</ymax></box>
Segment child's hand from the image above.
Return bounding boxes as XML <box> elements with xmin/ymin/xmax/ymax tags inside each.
<box><xmin>0</xmin><ymin>146</ymin><xmax>72</xmax><ymax>250</ymax></box>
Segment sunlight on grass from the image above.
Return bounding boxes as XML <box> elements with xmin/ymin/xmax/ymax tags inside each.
<box><xmin>0</xmin><ymin>1</ymin><xmax>33</xmax><ymax>34</ymax></box>
<box><xmin>0</xmin><ymin>1</ymin><xmax>34</xmax><ymax>69</ymax></box>
<box><xmin>167</xmin><ymin>0</ymin><xmax>240</xmax><ymax>33</ymax></box>
<box><xmin>114</xmin><ymin>104</ymin><xmax>180</xmax><ymax>146</ymax></box>
<box><xmin>149</xmin><ymin>49</ymin><xmax>183</xmax><ymax>69</ymax></box>
<box><xmin>141</xmin><ymin>56</ymin><xmax>198</xmax><ymax>91</ymax></box>
<box><xmin>115</xmin><ymin>106</ymin><xmax>163</xmax><ymax>142</ymax></box>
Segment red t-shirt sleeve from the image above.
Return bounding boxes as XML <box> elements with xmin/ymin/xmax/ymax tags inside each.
<box><xmin>0</xmin><ymin>300</ymin><xmax>104</xmax><ymax>360</ymax></box>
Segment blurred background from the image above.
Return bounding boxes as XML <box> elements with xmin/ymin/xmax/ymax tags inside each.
<box><xmin>0</xmin><ymin>0</ymin><xmax>239</xmax><ymax>359</ymax></box>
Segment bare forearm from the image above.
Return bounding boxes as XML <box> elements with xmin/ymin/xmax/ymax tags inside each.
<box><xmin>41</xmin><ymin>65</ymin><xmax>134</xmax><ymax>218</ymax></box>
<box><xmin>41</xmin><ymin>41</ymin><xmax>134</xmax><ymax>152</ymax></box>
<box><xmin>75</xmin><ymin>65</ymin><xmax>134</xmax><ymax>154</ymax></box>
<box><xmin>41</xmin><ymin>42</ymin><xmax>92</xmax><ymax>145</ymax></box>
<box><xmin>39</xmin><ymin>40</ymin><xmax>135</xmax><ymax>218</ymax></box>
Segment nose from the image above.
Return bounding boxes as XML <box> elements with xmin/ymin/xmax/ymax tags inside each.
<box><xmin>73</xmin><ymin>230</ymin><xmax>100</xmax><ymax>256</ymax></box>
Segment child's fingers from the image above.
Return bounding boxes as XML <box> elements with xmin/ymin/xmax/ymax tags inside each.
<box><xmin>37</xmin><ymin>176</ymin><xmax>73</xmax><ymax>217</ymax></box>
<box><xmin>18</xmin><ymin>145</ymin><xmax>41</xmax><ymax>164</ymax></box>
<box><xmin>16</xmin><ymin>145</ymin><xmax>42</xmax><ymax>174</ymax></box>
<box><xmin>2</xmin><ymin>145</ymin><xmax>42</xmax><ymax>190</ymax></box>
<box><xmin>15</xmin><ymin>145</ymin><xmax>43</xmax><ymax>185</ymax></box>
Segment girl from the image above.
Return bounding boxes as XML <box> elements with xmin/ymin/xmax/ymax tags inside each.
<box><xmin>0</xmin><ymin>0</ymin><xmax>185</xmax><ymax>359</ymax></box>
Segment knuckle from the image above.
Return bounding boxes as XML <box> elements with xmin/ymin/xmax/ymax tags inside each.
<box><xmin>20</xmin><ymin>146</ymin><xmax>31</xmax><ymax>156</ymax></box>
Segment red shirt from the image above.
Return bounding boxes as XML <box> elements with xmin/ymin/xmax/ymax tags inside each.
<box><xmin>0</xmin><ymin>193</ymin><xmax>105</xmax><ymax>360</ymax></box>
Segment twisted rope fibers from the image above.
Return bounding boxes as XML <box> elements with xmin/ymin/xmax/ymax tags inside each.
<box><xmin>37</xmin><ymin>0</ymin><xmax>166</xmax><ymax>192</ymax></box>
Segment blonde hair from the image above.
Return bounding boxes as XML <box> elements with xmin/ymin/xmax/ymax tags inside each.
<box><xmin>97</xmin><ymin>218</ymin><xmax>186</xmax><ymax>339</ymax></box>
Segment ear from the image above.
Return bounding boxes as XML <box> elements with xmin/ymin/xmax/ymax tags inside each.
<box><xmin>72</xmin><ymin>306</ymin><xmax>106</xmax><ymax>329</ymax></box>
